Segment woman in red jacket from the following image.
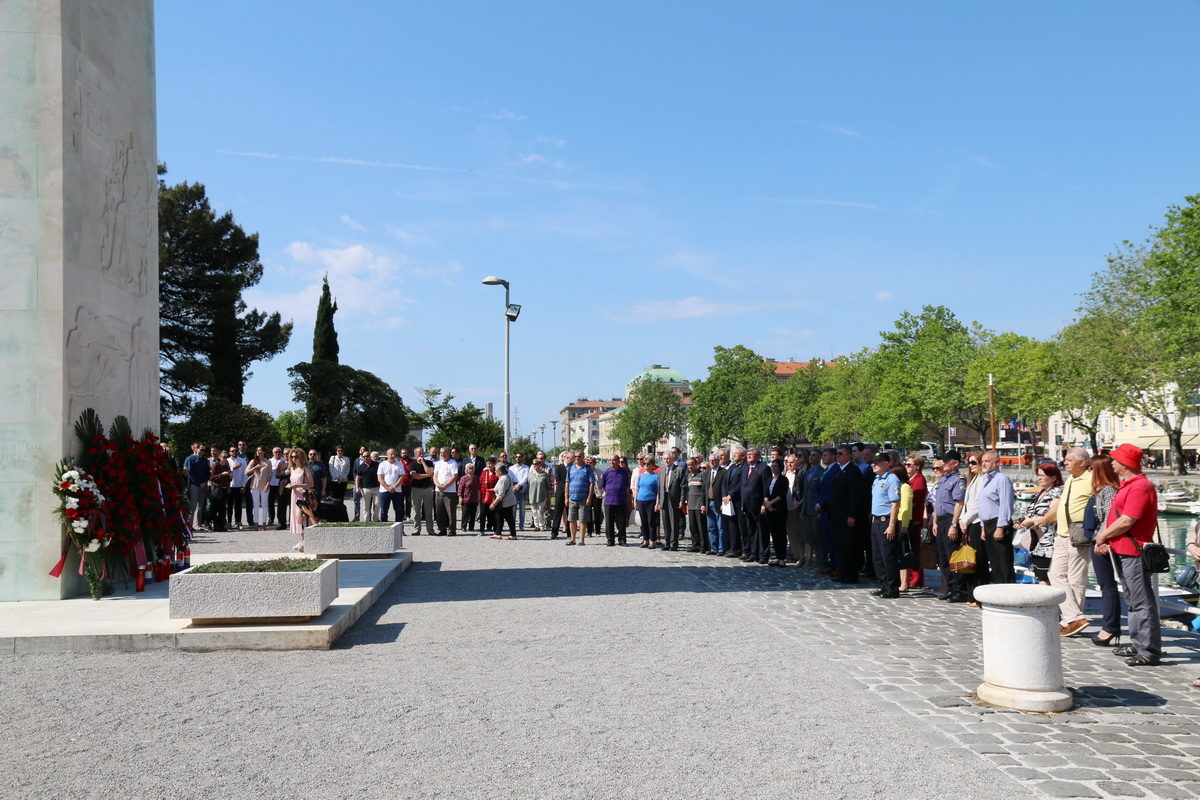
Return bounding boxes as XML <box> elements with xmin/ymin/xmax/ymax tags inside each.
<box><xmin>478</xmin><ymin>457</ymin><xmax>499</xmax><ymax>535</ymax></box>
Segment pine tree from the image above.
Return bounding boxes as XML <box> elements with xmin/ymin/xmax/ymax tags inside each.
<box><xmin>158</xmin><ymin>165</ymin><xmax>292</xmax><ymax>422</ymax></box>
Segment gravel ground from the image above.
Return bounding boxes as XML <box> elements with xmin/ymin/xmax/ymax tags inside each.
<box><xmin>2</xmin><ymin>525</ymin><xmax>1029</xmax><ymax>800</ymax></box>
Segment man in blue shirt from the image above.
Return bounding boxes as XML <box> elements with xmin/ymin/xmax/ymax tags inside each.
<box><xmin>869</xmin><ymin>454</ymin><xmax>902</xmax><ymax>598</ymax></box>
<box><xmin>183</xmin><ymin>444</ymin><xmax>211</xmax><ymax>531</ymax></box>
<box><xmin>565</xmin><ymin>450</ymin><xmax>595</xmax><ymax>546</ymax></box>
<box><xmin>932</xmin><ymin>450</ymin><xmax>967</xmax><ymax>601</ymax></box>
<box><xmin>977</xmin><ymin>450</ymin><xmax>1016</xmax><ymax>584</ymax></box>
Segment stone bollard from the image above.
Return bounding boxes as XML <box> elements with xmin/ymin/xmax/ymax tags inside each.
<box><xmin>973</xmin><ymin>584</ymin><xmax>1074</xmax><ymax>712</ymax></box>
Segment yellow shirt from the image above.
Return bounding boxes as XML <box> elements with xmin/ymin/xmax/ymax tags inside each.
<box><xmin>899</xmin><ymin>483</ymin><xmax>913</xmax><ymax>526</ymax></box>
<box><xmin>1055</xmin><ymin>470</ymin><xmax>1092</xmax><ymax>536</ymax></box>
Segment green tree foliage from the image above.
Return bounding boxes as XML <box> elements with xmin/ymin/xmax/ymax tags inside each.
<box><xmin>744</xmin><ymin>360</ymin><xmax>831</xmax><ymax>448</ymax></box>
<box><xmin>687</xmin><ymin>345</ymin><xmax>774</xmax><ymax>450</ymax></box>
<box><xmin>569</xmin><ymin>438</ymin><xmax>586</xmax><ymax>453</ymax></box>
<box><xmin>287</xmin><ymin>362</ymin><xmax>408</xmax><ymax>455</ymax></box>
<box><xmin>312</xmin><ymin>276</ymin><xmax>340</xmax><ymax>364</ymax></box>
<box><xmin>306</xmin><ymin>277</ymin><xmax>342</xmax><ymax>426</ymax></box>
<box><xmin>813</xmin><ymin>353</ymin><xmax>877</xmax><ymax>444</ymax></box>
<box><xmin>273</xmin><ymin>409</ymin><xmax>310</xmax><ymax>448</ymax></box>
<box><xmin>158</xmin><ymin>166</ymin><xmax>292</xmax><ymax>423</ymax></box>
<box><xmin>507</xmin><ymin>436</ymin><xmax>540</xmax><ymax>464</ymax></box>
<box><xmin>414</xmin><ymin>387</ymin><xmax>504</xmax><ymax>454</ymax></box>
<box><xmin>1048</xmin><ymin>318</ymin><xmax>1129</xmax><ymax>452</ymax></box>
<box><xmin>612</xmin><ymin>378</ymin><xmax>687</xmax><ymax>455</ymax></box>
<box><xmin>424</xmin><ymin>401</ymin><xmax>505</xmax><ymax>454</ymax></box>
<box><xmin>1083</xmin><ymin>195</ymin><xmax>1200</xmax><ymax>473</ymax></box>
<box><xmin>960</xmin><ymin>332</ymin><xmax>1056</xmax><ymax>445</ymax></box>
<box><xmin>168</xmin><ymin>398</ymin><xmax>276</xmax><ymax>457</ymax></box>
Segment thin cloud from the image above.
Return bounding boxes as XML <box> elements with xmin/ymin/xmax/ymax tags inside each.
<box><xmin>489</xmin><ymin>108</ymin><xmax>526</xmax><ymax>121</ymax></box>
<box><xmin>752</xmin><ymin>196</ymin><xmax>885</xmax><ymax>210</ymax></box>
<box><xmin>612</xmin><ymin>296</ymin><xmax>808</xmax><ymax>323</ymax></box>
<box><xmin>518</xmin><ymin>153</ymin><xmax>567</xmax><ymax>170</ymax></box>
<box><xmin>821</xmin><ymin>122</ymin><xmax>866</xmax><ymax>140</ymax></box>
<box><xmin>218</xmin><ymin>149</ymin><xmax>461</xmax><ymax>173</ymax></box>
<box><xmin>219</xmin><ymin>148</ymin><xmax>631</xmax><ymax>192</ymax></box>
<box><xmin>339</xmin><ymin>214</ymin><xmax>367</xmax><ymax>232</ymax></box>
<box><xmin>874</xmin><ymin>290</ymin><xmax>893</xmax><ymax>302</ymax></box>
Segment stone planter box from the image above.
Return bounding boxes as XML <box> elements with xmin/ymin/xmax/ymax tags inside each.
<box><xmin>169</xmin><ymin>559</ymin><xmax>339</xmax><ymax>624</ymax></box>
<box><xmin>304</xmin><ymin>522</ymin><xmax>403</xmax><ymax>558</ymax></box>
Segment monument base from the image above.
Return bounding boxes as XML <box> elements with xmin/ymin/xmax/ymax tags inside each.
<box><xmin>976</xmin><ymin>682</ymin><xmax>1074</xmax><ymax>713</ymax></box>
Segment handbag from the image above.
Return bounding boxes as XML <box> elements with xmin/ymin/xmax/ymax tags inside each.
<box><xmin>920</xmin><ymin>541</ymin><xmax>939</xmax><ymax>570</ymax></box>
<box><xmin>949</xmin><ymin>543</ymin><xmax>977</xmax><ymax>574</ymax></box>
<box><xmin>1068</xmin><ymin>521</ymin><xmax>1092</xmax><ymax>548</ymax></box>
<box><xmin>897</xmin><ymin>531</ymin><xmax>917</xmax><ymax>571</ymax></box>
<box><xmin>1138</xmin><ymin>537</ymin><xmax>1172</xmax><ymax>574</ymax></box>
<box><xmin>1013</xmin><ymin>525</ymin><xmax>1033</xmax><ymax>552</ymax></box>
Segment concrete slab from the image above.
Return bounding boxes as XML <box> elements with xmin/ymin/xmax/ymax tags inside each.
<box><xmin>0</xmin><ymin>551</ymin><xmax>412</xmax><ymax>652</ymax></box>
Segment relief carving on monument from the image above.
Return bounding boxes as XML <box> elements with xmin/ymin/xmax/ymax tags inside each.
<box><xmin>64</xmin><ymin>305</ymin><xmax>155</xmax><ymax>430</ymax></box>
<box><xmin>98</xmin><ymin>132</ymin><xmax>152</xmax><ymax>297</ymax></box>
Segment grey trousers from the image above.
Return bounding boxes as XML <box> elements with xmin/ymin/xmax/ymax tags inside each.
<box><xmin>410</xmin><ymin>487</ymin><xmax>435</xmax><ymax>534</ymax></box>
<box><xmin>434</xmin><ymin>492</ymin><xmax>458</xmax><ymax>535</ymax></box>
<box><xmin>1119</xmin><ymin>554</ymin><xmax>1162</xmax><ymax>659</ymax></box>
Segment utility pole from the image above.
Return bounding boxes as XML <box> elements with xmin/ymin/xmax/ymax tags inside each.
<box><xmin>988</xmin><ymin>373</ymin><xmax>998</xmax><ymax>451</ymax></box>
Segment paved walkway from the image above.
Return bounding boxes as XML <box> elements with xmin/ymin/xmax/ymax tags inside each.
<box><xmin>3</xmin><ymin>527</ymin><xmax>1199</xmax><ymax>799</ymax></box>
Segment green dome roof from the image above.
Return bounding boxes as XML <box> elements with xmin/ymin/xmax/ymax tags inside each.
<box><xmin>630</xmin><ymin>365</ymin><xmax>688</xmax><ymax>385</ymax></box>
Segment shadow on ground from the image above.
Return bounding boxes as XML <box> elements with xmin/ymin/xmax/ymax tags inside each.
<box><xmin>1072</xmin><ymin>685</ymin><xmax>1168</xmax><ymax>708</ymax></box>
<box><xmin>371</xmin><ymin>560</ymin><xmax>847</xmax><ymax>604</ymax></box>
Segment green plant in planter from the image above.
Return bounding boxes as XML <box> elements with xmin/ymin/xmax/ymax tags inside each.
<box><xmin>188</xmin><ymin>557</ymin><xmax>324</xmax><ymax>574</ymax></box>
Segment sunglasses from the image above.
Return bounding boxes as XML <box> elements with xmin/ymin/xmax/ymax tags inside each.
<box><xmin>968</xmin><ymin>460</ymin><xmax>979</xmax><ymax>465</ymax></box>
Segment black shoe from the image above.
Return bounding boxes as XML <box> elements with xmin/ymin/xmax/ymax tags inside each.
<box><xmin>550</xmin><ymin>533</ymin><xmax>559</xmax><ymax>539</ymax></box>
<box><xmin>606</xmin><ymin>540</ymin><xmax>616</xmax><ymax>547</ymax></box>
<box><xmin>724</xmin><ymin>551</ymin><xmax>739</xmax><ymax>558</ymax></box>
<box><xmin>412</xmin><ymin>531</ymin><xmax>421</xmax><ymax>536</ymax></box>
<box><xmin>879</xmin><ymin>591</ymin><xmax>900</xmax><ymax>599</ymax></box>
<box><xmin>740</xmin><ymin>556</ymin><xmax>753</xmax><ymax>562</ymax></box>
<box><xmin>870</xmin><ymin>589</ymin><xmax>884</xmax><ymax>596</ymax></box>
<box><xmin>448</xmin><ymin>532</ymin><xmax>456</xmax><ymax>536</ymax></box>
<box><xmin>671</xmin><ymin>545</ymin><xmax>680</xmax><ymax>551</ymax></box>
<box><xmin>275</xmin><ymin>525</ymin><xmax>286</xmax><ymax>531</ymax></box>
<box><xmin>947</xmin><ymin>594</ymin><xmax>967</xmax><ymax>603</ymax></box>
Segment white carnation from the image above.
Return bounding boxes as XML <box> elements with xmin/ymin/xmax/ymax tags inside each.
<box><xmin>84</xmin><ymin>539</ymin><xmax>101</xmax><ymax>552</ymax></box>
<box><xmin>66</xmin><ymin>497</ymin><xmax>80</xmax><ymax>510</ymax></box>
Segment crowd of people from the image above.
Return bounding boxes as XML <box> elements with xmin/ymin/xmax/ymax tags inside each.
<box><xmin>181</xmin><ymin>438</ymin><xmax>1184</xmax><ymax>672</ymax></box>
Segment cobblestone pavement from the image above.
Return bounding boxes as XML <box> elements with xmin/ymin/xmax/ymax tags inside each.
<box><xmin>645</xmin><ymin>534</ymin><xmax>1200</xmax><ymax>800</ymax></box>
<box><xmin>4</xmin><ymin>524</ymin><xmax>1199</xmax><ymax>799</ymax></box>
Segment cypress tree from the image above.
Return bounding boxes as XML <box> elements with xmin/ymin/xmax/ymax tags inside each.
<box><xmin>312</xmin><ymin>276</ymin><xmax>340</xmax><ymax>364</ymax></box>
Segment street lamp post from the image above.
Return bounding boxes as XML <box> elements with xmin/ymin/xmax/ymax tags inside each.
<box><xmin>482</xmin><ymin>276</ymin><xmax>519</xmax><ymax>455</ymax></box>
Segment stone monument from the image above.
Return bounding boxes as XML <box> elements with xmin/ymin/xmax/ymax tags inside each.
<box><xmin>0</xmin><ymin>0</ymin><xmax>158</xmax><ymax>600</ymax></box>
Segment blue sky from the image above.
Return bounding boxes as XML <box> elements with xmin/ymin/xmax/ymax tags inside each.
<box><xmin>156</xmin><ymin>1</ymin><xmax>1200</xmax><ymax>447</ymax></box>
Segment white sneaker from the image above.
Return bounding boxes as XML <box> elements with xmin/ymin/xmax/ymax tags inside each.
<box><xmin>292</xmin><ymin>541</ymin><xmax>304</xmax><ymax>552</ymax></box>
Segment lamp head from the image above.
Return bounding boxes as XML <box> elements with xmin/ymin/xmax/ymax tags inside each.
<box><xmin>505</xmin><ymin>303</ymin><xmax>522</xmax><ymax>322</ymax></box>
<box><xmin>481</xmin><ymin>275</ymin><xmax>508</xmax><ymax>287</ymax></box>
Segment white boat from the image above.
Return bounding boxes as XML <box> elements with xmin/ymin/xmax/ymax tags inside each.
<box><xmin>1159</xmin><ymin>500</ymin><xmax>1200</xmax><ymax>516</ymax></box>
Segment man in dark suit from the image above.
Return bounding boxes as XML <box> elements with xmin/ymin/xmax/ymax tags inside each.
<box><xmin>739</xmin><ymin>448</ymin><xmax>771</xmax><ymax>564</ymax></box>
<box><xmin>549</xmin><ymin>452</ymin><xmax>569</xmax><ymax>539</ymax></box>
<box><xmin>461</xmin><ymin>444</ymin><xmax>485</xmax><ymax>481</ymax></box>
<box><xmin>658</xmin><ymin>447</ymin><xmax>688</xmax><ymax>550</ymax></box>
<box><xmin>829</xmin><ymin>444</ymin><xmax>863</xmax><ymax>583</ymax></box>
<box><xmin>722</xmin><ymin>447</ymin><xmax>746</xmax><ymax>557</ymax></box>
<box><xmin>703</xmin><ymin>452</ymin><xmax>728</xmax><ymax>554</ymax></box>
<box><xmin>763</xmin><ymin>460</ymin><xmax>791</xmax><ymax>565</ymax></box>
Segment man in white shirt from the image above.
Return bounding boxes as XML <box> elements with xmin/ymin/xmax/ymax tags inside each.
<box><xmin>226</xmin><ymin>444</ymin><xmax>247</xmax><ymax>530</ymax></box>
<box><xmin>509</xmin><ymin>452</ymin><xmax>531</xmax><ymax>530</ymax></box>
<box><xmin>377</xmin><ymin>449</ymin><xmax>405</xmax><ymax>524</ymax></box>
<box><xmin>433</xmin><ymin>446</ymin><xmax>459</xmax><ymax>536</ymax></box>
